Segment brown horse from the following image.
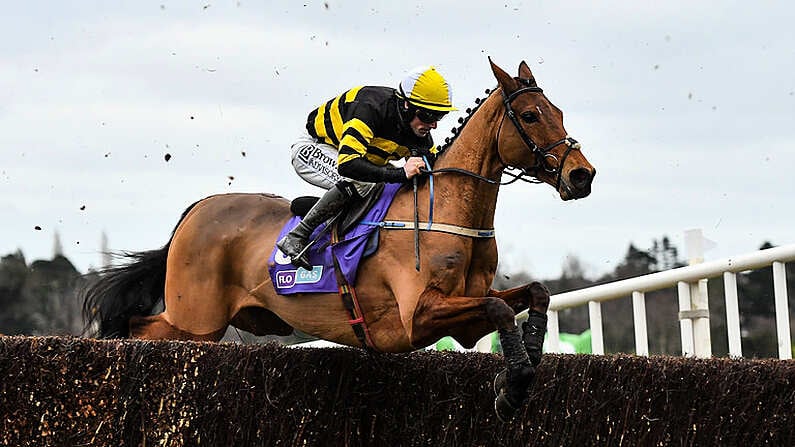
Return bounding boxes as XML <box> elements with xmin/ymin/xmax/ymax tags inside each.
<box><xmin>81</xmin><ymin>58</ymin><xmax>595</xmax><ymax>421</ymax></box>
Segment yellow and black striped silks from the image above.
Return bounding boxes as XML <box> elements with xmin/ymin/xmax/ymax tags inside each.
<box><xmin>305</xmin><ymin>86</ymin><xmax>435</xmax><ymax>167</ymax></box>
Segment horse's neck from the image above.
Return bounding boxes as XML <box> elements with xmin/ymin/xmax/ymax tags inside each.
<box><xmin>431</xmin><ymin>96</ymin><xmax>504</xmax><ymax>228</ymax></box>
<box><xmin>436</xmin><ymin>98</ymin><xmax>503</xmax><ymax>178</ymax></box>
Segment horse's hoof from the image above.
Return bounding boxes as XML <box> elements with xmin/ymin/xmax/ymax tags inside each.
<box><xmin>493</xmin><ymin>369</ymin><xmax>507</xmax><ymax>396</ymax></box>
<box><xmin>494</xmin><ymin>392</ymin><xmax>520</xmax><ymax>423</ymax></box>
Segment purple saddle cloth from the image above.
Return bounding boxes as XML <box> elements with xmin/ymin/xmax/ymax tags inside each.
<box><xmin>268</xmin><ymin>183</ymin><xmax>402</xmax><ymax>295</ymax></box>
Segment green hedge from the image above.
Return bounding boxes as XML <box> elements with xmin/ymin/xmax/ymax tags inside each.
<box><xmin>1</xmin><ymin>336</ymin><xmax>793</xmax><ymax>446</ymax></box>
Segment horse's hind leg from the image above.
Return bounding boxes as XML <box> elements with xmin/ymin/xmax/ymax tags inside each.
<box><xmin>137</xmin><ymin>249</ymin><xmax>234</xmax><ymax>341</ymax></box>
<box><xmin>130</xmin><ymin>314</ymin><xmax>227</xmax><ymax>341</ymax></box>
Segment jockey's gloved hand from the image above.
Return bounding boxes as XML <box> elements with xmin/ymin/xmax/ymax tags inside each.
<box><xmin>404</xmin><ymin>156</ymin><xmax>425</xmax><ymax>179</ymax></box>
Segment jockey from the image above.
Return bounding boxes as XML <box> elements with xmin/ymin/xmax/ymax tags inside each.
<box><xmin>277</xmin><ymin>65</ymin><xmax>456</xmax><ymax>270</ymax></box>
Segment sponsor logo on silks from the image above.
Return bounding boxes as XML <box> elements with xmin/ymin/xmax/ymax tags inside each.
<box><xmin>275</xmin><ymin>265</ymin><xmax>323</xmax><ymax>289</ymax></box>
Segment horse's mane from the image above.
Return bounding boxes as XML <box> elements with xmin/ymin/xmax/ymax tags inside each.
<box><xmin>437</xmin><ymin>86</ymin><xmax>497</xmax><ymax>155</ymax></box>
<box><xmin>437</xmin><ymin>77</ymin><xmax>538</xmax><ymax>155</ymax></box>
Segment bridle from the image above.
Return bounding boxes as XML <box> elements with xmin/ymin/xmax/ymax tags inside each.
<box><xmin>397</xmin><ymin>82</ymin><xmax>585</xmax><ymax>264</ymax></box>
<box><xmin>427</xmin><ymin>83</ymin><xmax>582</xmax><ymax>190</ymax></box>
<box><xmin>498</xmin><ymin>84</ymin><xmax>582</xmax><ymax>191</ymax></box>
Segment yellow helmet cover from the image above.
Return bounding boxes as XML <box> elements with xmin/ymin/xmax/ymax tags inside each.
<box><xmin>398</xmin><ymin>66</ymin><xmax>457</xmax><ymax>112</ymax></box>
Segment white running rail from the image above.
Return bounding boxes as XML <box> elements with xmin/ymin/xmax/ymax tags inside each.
<box><xmin>514</xmin><ymin>243</ymin><xmax>795</xmax><ymax>359</ymax></box>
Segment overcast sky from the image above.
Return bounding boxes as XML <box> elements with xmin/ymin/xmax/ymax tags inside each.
<box><xmin>2</xmin><ymin>1</ymin><xmax>793</xmax><ymax>279</ymax></box>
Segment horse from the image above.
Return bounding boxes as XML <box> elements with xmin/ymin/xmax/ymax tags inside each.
<box><xmin>81</xmin><ymin>58</ymin><xmax>595</xmax><ymax>421</ymax></box>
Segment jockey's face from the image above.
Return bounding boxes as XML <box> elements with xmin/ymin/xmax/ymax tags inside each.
<box><xmin>402</xmin><ymin>101</ymin><xmax>441</xmax><ymax>138</ymax></box>
<box><xmin>408</xmin><ymin>114</ymin><xmax>437</xmax><ymax>137</ymax></box>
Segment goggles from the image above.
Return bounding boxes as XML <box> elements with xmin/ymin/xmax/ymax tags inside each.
<box><xmin>415</xmin><ymin>108</ymin><xmax>447</xmax><ymax>124</ymax></box>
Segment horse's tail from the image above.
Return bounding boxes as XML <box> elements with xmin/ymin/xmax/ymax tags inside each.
<box><xmin>80</xmin><ymin>200</ymin><xmax>201</xmax><ymax>338</ymax></box>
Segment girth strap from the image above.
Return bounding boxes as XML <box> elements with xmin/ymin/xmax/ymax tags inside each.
<box><xmin>361</xmin><ymin>220</ymin><xmax>495</xmax><ymax>238</ymax></box>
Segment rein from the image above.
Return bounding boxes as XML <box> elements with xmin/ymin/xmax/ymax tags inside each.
<box><xmin>422</xmin><ymin>166</ymin><xmax>529</xmax><ymax>186</ymax></box>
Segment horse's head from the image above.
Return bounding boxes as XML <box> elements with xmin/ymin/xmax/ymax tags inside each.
<box><xmin>490</xmin><ymin>59</ymin><xmax>595</xmax><ymax>200</ymax></box>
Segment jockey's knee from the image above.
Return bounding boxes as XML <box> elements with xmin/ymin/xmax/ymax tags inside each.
<box><xmin>336</xmin><ymin>180</ymin><xmax>373</xmax><ymax>199</ymax></box>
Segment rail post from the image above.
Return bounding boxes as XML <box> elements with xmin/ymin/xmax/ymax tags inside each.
<box><xmin>679</xmin><ymin>229</ymin><xmax>712</xmax><ymax>358</ymax></box>
<box><xmin>772</xmin><ymin>261</ymin><xmax>792</xmax><ymax>359</ymax></box>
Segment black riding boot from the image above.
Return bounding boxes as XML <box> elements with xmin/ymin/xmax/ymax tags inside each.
<box><xmin>277</xmin><ymin>184</ymin><xmax>353</xmax><ymax>270</ymax></box>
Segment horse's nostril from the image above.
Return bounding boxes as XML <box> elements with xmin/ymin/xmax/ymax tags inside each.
<box><xmin>570</xmin><ymin>168</ymin><xmax>592</xmax><ymax>189</ymax></box>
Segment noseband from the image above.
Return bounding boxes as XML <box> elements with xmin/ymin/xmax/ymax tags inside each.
<box><xmin>498</xmin><ymin>85</ymin><xmax>582</xmax><ymax>191</ymax></box>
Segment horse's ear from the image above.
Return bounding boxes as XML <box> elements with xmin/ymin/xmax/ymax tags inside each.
<box><xmin>489</xmin><ymin>57</ymin><xmax>518</xmax><ymax>94</ymax></box>
<box><xmin>518</xmin><ymin>60</ymin><xmax>535</xmax><ymax>80</ymax></box>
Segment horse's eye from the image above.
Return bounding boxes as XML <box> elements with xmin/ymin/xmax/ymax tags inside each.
<box><xmin>520</xmin><ymin>111</ymin><xmax>538</xmax><ymax>123</ymax></box>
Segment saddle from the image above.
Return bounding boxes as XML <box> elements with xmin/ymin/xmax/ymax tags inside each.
<box><xmin>269</xmin><ymin>182</ymin><xmax>402</xmax><ymax>295</ymax></box>
<box><xmin>289</xmin><ymin>183</ymin><xmax>386</xmax><ymax>237</ymax></box>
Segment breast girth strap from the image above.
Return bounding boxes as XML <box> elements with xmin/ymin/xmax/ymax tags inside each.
<box><xmin>330</xmin><ymin>223</ymin><xmax>377</xmax><ymax>350</ymax></box>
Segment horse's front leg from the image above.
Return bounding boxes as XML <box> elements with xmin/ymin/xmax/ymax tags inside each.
<box><xmin>489</xmin><ymin>281</ymin><xmax>550</xmax><ymax>368</ymax></box>
<box><xmin>411</xmin><ymin>289</ymin><xmax>534</xmax><ymax>422</ymax></box>
<box><xmin>489</xmin><ymin>282</ymin><xmax>550</xmax><ymax>418</ymax></box>
<box><xmin>488</xmin><ymin>281</ymin><xmax>550</xmax><ymax>313</ymax></box>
